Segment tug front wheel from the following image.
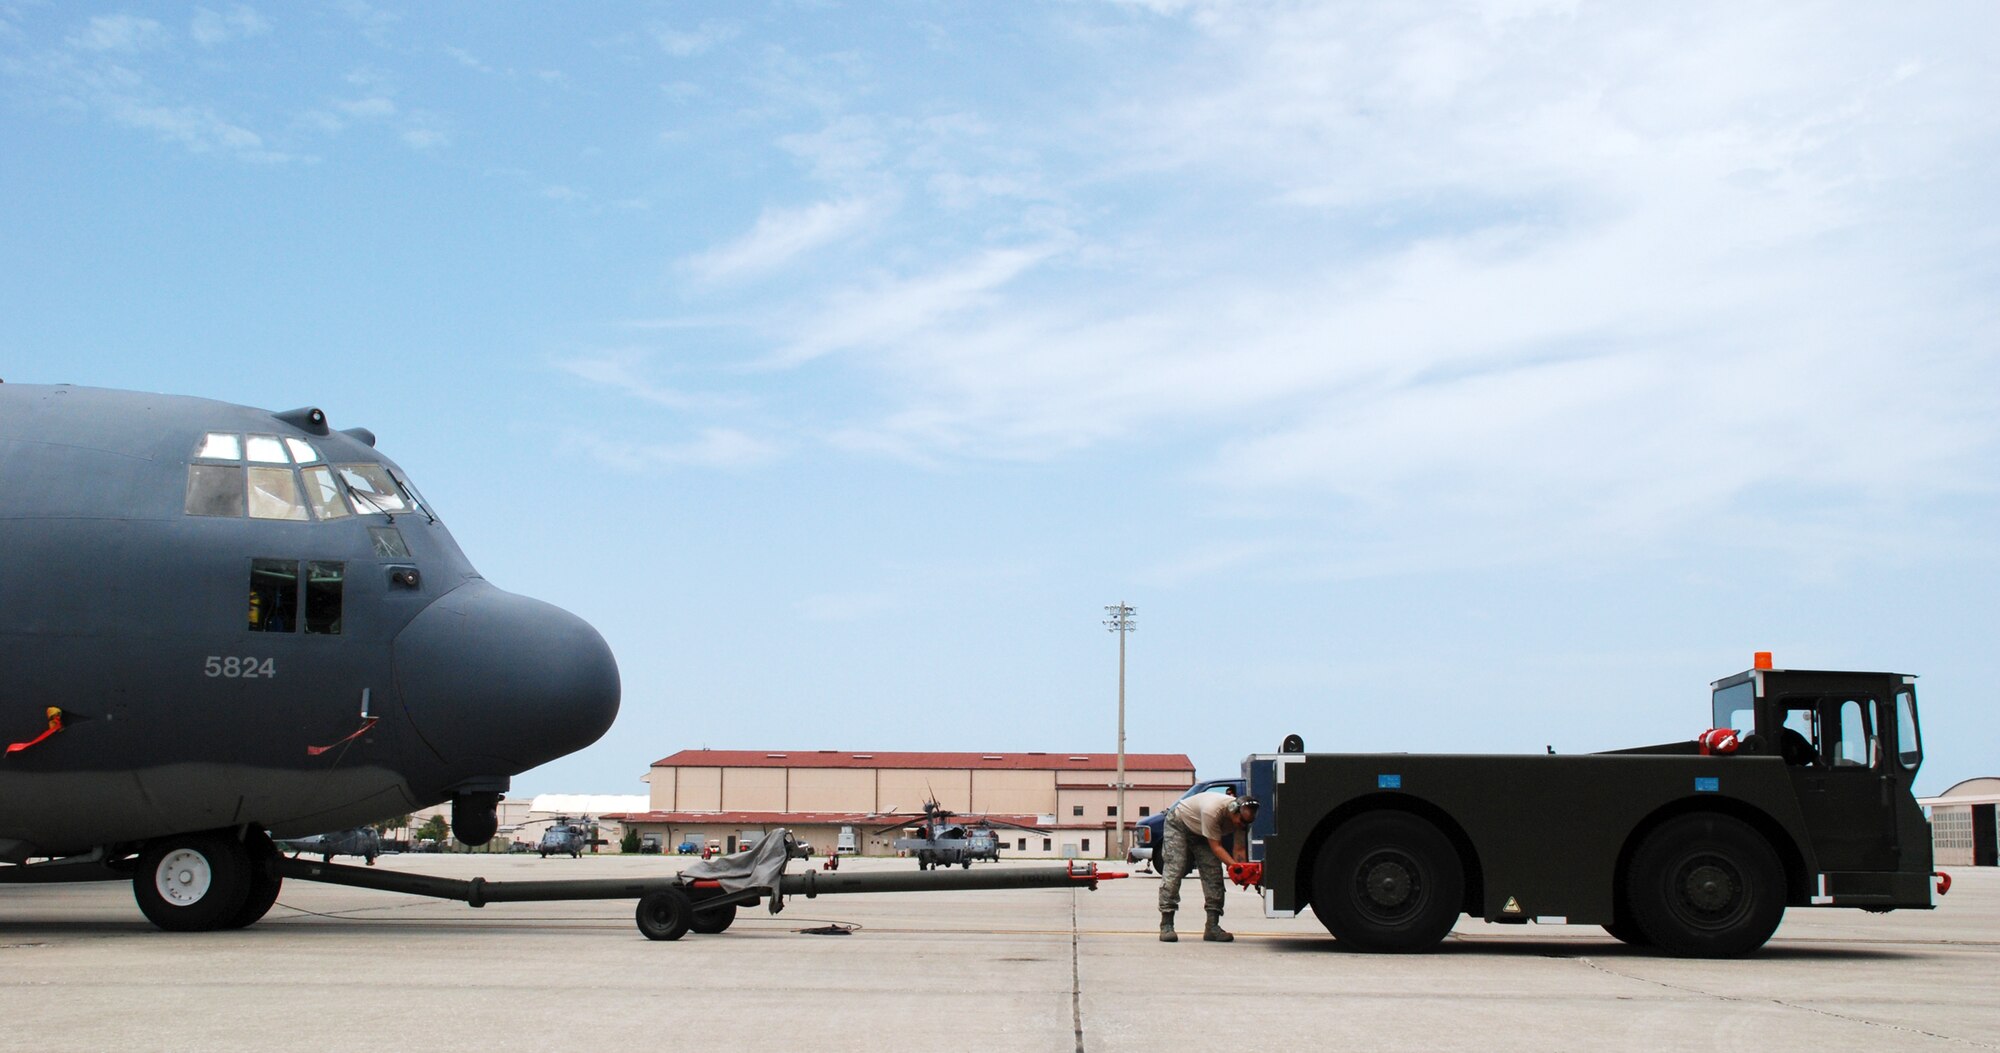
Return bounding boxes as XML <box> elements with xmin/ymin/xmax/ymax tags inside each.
<box><xmin>1625</xmin><ymin>814</ymin><xmax>1784</xmax><ymax>958</ymax></box>
<box><xmin>1309</xmin><ymin>812</ymin><xmax>1464</xmax><ymax>953</ymax></box>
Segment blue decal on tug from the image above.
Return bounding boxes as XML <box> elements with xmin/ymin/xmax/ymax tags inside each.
<box><xmin>1695</xmin><ymin>777</ymin><xmax>1720</xmax><ymax>792</ymax></box>
<box><xmin>1379</xmin><ymin>774</ymin><xmax>1402</xmax><ymax>789</ymax></box>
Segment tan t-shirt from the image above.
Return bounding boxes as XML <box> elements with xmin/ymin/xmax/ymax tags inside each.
<box><xmin>1170</xmin><ymin>791</ymin><xmax>1237</xmax><ymax>841</ymax></box>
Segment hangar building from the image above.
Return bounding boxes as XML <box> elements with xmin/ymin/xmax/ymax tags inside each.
<box><xmin>608</xmin><ymin>749</ymin><xmax>1197</xmax><ymax>859</ymax></box>
<box><xmin>1923</xmin><ymin>777</ymin><xmax>2000</xmax><ymax>867</ymax></box>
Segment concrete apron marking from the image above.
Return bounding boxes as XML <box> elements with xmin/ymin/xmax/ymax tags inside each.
<box><xmin>1573</xmin><ymin>957</ymin><xmax>2000</xmax><ymax>1051</ymax></box>
<box><xmin>1070</xmin><ymin>888</ymin><xmax>1085</xmax><ymax>1053</ymax></box>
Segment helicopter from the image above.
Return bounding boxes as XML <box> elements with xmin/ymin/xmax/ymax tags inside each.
<box><xmin>537</xmin><ymin>816</ymin><xmax>594</xmax><ymax>858</ymax></box>
<box><xmin>875</xmin><ymin>799</ymin><xmax>1044</xmax><ymax>870</ymax></box>
<box><xmin>0</xmin><ymin>383</ymin><xmax>621</xmax><ymax>931</ymax></box>
<box><xmin>277</xmin><ymin>826</ymin><xmax>382</xmax><ymax>865</ymax></box>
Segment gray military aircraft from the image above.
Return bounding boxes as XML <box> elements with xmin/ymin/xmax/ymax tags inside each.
<box><xmin>0</xmin><ymin>383</ymin><xmax>621</xmax><ymax>930</ymax></box>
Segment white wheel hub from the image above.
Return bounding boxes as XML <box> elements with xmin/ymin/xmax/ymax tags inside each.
<box><xmin>154</xmin><ymin>848</ymin><xmax>214</xmax><ymax>907</ymax></box>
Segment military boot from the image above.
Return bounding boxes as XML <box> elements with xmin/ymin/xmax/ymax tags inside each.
<box><xmin>1159</xmin><ymin>911</ymin><xmax>1178</xmax><ymax>942</ymax></box>
<box><xmin>1203</xmin><ymin>912</ymin><xmax>1234</xmax><ymax>942</ymax></box>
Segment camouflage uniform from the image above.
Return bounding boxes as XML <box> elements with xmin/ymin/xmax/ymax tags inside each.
<box><xmin>1157</xmin><ymin>808</ymin><xmax>1226</xmax><ymax>916</ymax></box>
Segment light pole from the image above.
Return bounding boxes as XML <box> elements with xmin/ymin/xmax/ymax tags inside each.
<box><xmin>1103</xmin><ymin>602</ymin><xmax>1136</xmax><ymax>858</ymax></box>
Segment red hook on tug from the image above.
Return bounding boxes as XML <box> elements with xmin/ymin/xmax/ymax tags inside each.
<box><xmin>1935</xmin><ymin>872</ymin><xmax>1952</xmax><ymax>895</ymax></box>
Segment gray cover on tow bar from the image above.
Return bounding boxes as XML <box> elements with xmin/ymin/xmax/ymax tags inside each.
<box><xmin>680</xmin><ymin>829</ymin><xmax>798</xmax><ymax>912</ymax></box>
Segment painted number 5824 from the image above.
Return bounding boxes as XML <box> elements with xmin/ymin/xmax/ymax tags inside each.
<box><xmin>205</xmin><ymin>656</ymin><xmax>277</xmax><ymax>678</ymax></box>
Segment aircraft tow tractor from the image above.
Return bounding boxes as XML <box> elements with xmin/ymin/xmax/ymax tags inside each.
<box><xmin>275</xmin><ymin>829</ymin><xmax>1126</xmax><ymax>940</ymax></box>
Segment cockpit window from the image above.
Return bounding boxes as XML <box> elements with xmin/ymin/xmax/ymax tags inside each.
<box><xmin>186</xmin><ymin>465</ymin><xmax>247</xmax><ymax>517</ymax></box>
<box><xmin>197</xmin><ymin>433</ymin><xmax>242</xmax><ymax>460</ymax></box>
<box><xmin>305</xmin><ymin>561</ymin><xmax>344</xmax><ymax>635</ymax></box>
<box><xmin>245</xmin><ymin>435</ymin><xmax>289</xmax><ymax>464</ymax></box>
<box><xmin>247</xmin><ymin>467</ymin><xmax>309</xmax><ymax>521</ymax></box>
<box><xmin>370</xmin><ymin>527</ymin><xmax>411</xmax><ymax>558</ymax></box>
<box><xmin>248</xmin><ymin>559</ymin><xmax>344</xmax><ymax>634</ymax></box>
<box><xmin>300</xmin><ymin>465</ymin><xmax>351</xmax><ymax>521</ymax></box>
<box><xmin>187</xmin><ymin>432</ymin><xmax>368</xmax><ymax>523</ymax></box>
<box><xmin>338</xmin><ymin>465</ymin><xmax>410</xmax><ymax>515</ymax></box>
<box><xmin>248</xmin><ymin>559</ymin><xmax>298</xmax><ymax>632</ymax></box>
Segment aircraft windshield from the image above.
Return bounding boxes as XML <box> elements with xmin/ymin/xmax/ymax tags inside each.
<box><xmin>337</xmin><ymin>465</ymin><xmax>410</xmax><ymax>515</ymax></box>
<box><xmin>187</xmin><ymin>433</ymin><xmax>436</xmax><ymax>524</ymax></box>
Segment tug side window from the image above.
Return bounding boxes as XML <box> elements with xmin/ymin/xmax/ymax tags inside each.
<box><xmin>1896</xmin><ymin>690</ymin><xmax>1923</xmax><ymax>771</ymax></box>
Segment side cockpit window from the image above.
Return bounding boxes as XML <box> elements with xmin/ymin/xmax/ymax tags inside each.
<box><xmin>248</xmin><ymin>559</ymin><xmax>298</xmax><ymax>632</ymax></box>
<box><xmin>248</xmin><ymin>559</ymin><xmax>343</xmax><ymax>635</ymax></box>
<box><xmin>186</xmin><ymin>464</ymin><xmax>247</xmax><ymax>517</ymax></box>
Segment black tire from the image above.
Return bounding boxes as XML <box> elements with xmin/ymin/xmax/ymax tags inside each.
<box><xmin>134</xmin><ymin>832</ymin><xmax>254</xmax><ymax>932</ymax></box>
<box><xmin>635</xmin><ymin>888</ymin><xmax>694</xmax><ymax>941</ymax></box>
<box><xmin>221</xmin><ymin>830</ymin><xmax>283</xmax><ymax>930</ymax></box>
<box><xmin>1309</xmin><ymin>812</ymin><xmax>1464</xmax><ymax>953</ymax></box>
<box><xmin>1626</xmin><ymin>814</ymin><xmax>1784</xmax><ymax>958</ymax></box>
<box><xmin>690</xmin><ymin>902</ymin><xmax>737</xmax><ymax>934</ymax></box>
<box><xmin>1602</xmin><ymin>919</ymin><xmax>1651</xmax><ymax>946</ymax></box>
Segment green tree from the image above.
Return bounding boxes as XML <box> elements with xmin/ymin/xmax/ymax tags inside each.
<box><xmin>620</xmin><ymin>827</ymin><xmax>641</xmax><ymax>854</ymax></box>
<box><xmin>418</xmin><ymin>814</ymin><xmax>451</xmax><ymax>845</ymax></box>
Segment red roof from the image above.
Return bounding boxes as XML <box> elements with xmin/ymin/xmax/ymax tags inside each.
<box><xmin>650</xmin><ymin>749</ymin><xmax>1194</xmax><ymax>771</ymax></box>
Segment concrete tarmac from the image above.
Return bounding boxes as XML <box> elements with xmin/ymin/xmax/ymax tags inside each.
<box><xmin>0</xmin><ymin>854</ymin><xmax>1992</xmax><ymax>1052</ymax></box>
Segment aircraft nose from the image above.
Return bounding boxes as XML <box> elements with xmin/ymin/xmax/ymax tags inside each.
<box><xmin>392</xmin><ymin>582</ymin><xmax>621</xmax><ymax>773</ymax></box>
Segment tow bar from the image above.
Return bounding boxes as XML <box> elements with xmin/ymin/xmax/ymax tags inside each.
<box><xmin>274</xmin><ymin>849</ymin><xmax>1124</xmax><ymax>941</ymax></box>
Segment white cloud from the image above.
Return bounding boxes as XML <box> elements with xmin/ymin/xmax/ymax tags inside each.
<box><xmin>69</xmin><ymin>15</ymin><xmax>168</xmax><ymax>53</ymax></box>
<box><xmin>555</xmin><ymin>351</ymin><xmax>745</xmax><ymax>412</ymax></box>
<box><xmin>652</xmin><ymin>20</ymin><xmax>739</xmax><ymax>58</ymax></box>
<box><xmin>190</xmin><ymin>6</ymin><xmax>270</xmax><ymax>48</ymax></box>
<box><xmin>562</xmin><ymin>428</ymin><xmax>782</xmax><ymax>472</ymax></box>
<box><xmin>774</xmin><ymin>242</ymin><xmax>1066</xmax><ymax>366</ymax></box>
<box><xmin>645</xmin><ymin>1</ymin><xmax>1999</xmax><ymax>571</ymax></box>
<box><xmin>681</xmin><ymin>196</ymin><xmax>881</xmax><ymax>283</ymax></box>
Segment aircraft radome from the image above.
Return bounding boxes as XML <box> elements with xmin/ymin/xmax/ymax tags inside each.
<box><xmin>0</xmin><ymin>382</ymin><xmax>620</xmax><ymax>930</ymax></box>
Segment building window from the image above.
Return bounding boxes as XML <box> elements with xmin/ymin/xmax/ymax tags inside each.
<box><xmin>1139</xmin><ymin>806</ymin><xmax>1150</xmax><ymax>817</ymax></box>
<box><xmin>1017</xmin><ymin>838</ymin><xmax>1026</xmax><ymax>851</ymax></box>
<box><xmin>1107</xmin><ymin>806</ymin><xmax>1117</xmax><ymax>817</ymax></box>
<box><xmin>1072</xmin><ymin>805</ymin><xmax>1083</xmax><ymax>816</ymax></box>
<box><xmin>1043</xmin><ymin>838</ymin><xmax>1052</xmax><ymax>851</ymax></box>
<box><xmin>1082</xmin><ymin>838</ymin><xmax>1091</xmax><ymax>853</ymax></box>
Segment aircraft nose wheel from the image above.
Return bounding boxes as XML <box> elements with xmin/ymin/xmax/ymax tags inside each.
<box><xmin>156</xmin><ymin>848</ymin><xmax>214</xmax><ymax>906</ymax></box>
<box><xmin>134</xmin><ymin>832</ymin><xmax>254</xmax><ymax>931</ymax></box>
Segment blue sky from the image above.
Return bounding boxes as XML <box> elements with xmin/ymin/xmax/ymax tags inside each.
<box><xmin>3</xmin><ymin>1</ymin><xmax>1995</xmax><ymax>797</ymax></box>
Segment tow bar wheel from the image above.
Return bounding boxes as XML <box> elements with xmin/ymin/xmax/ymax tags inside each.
<box><xmin>636</xmin><ymin>887</ymin><xmax>695</xmax><ymax>941</ymax></box>
<box><xmin>134</xmin><ymin>833</ymin><xmax>252</xmax><ymax>932</ymax></box>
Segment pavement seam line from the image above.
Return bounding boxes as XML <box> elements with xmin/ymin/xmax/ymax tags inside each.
<box><xmin>1572</xmin><ymin>957</ymin><xmax>1998</xmax><ymax>1050</ymax></box>
<box><xmin>1071</xmin><ymin>888</ymin><xmax>1085</xmax><ymax>1053</ymax></box>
